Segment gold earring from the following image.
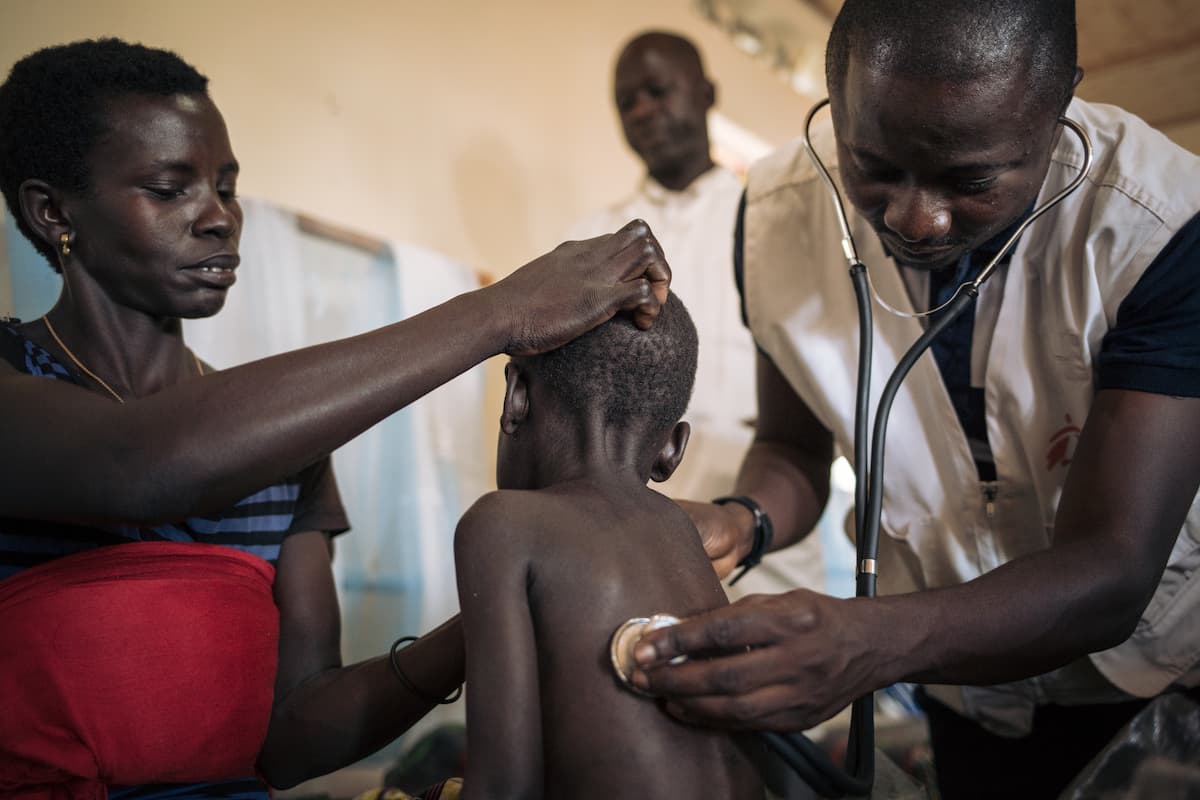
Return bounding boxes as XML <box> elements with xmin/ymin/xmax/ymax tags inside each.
<box><xmin>60</xmin><ymin>232</ymin><xmax>71</xmax><ymax>256</ymax></box>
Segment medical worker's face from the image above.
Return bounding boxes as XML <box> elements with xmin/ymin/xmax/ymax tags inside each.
<box><xmin>831</xmin><ymin>57</ymin><xmax>1062</xmax><ymax>271</ymax></box>
<box><xmin>614</xmin><ymin>43</ymin><xmax>713</xmax><ymax>185</ymax></box>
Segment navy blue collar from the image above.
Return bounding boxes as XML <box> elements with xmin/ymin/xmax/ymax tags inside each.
<box><xmin>973</xmin><ymin>203</ymin><xmax>1036</xmax><ymax>262</ymax></box>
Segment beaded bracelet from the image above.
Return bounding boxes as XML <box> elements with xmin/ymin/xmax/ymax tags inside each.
<box><xmin>712</xmin><ymin>495</ymin><xmax>775</xmax><ymax>585</ymax></box>
<box><xmin>389</xmin><ymin>636</ymin><xmax>463</xmax><ymax>704</ymax></box>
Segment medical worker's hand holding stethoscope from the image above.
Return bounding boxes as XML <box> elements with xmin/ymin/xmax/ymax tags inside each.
<box><xmin>627</xmin><ymin>587</ymin><xmax>888</xmax><ymax>733</ymax></box>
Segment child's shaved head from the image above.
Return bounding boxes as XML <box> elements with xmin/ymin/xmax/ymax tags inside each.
<box><xmin>517</xmin><ymin>292</ymin><xmax>698</xmax><ymax>436</ymax></box>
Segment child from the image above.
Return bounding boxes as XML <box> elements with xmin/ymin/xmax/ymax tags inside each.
<box><xmin>453</xmin><ymin>293</ymin><xmax>764</xmax><ymax>799</ymax></box>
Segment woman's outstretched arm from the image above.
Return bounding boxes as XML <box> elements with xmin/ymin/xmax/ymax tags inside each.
<box><xmin>0</xmin><ymin>222</ymin><xmax>669</xmax><ymax>524</ymax></box>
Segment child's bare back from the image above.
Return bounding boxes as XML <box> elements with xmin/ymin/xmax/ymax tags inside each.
<box><xmin>454</xmin><ymin>292</ymin><xmax>763</xmax><ymax>799</ymax></box>
<box><xmin>455</xmin><ymin>479</ymin><xmax>762</xmax><ymax>799</ymax></box>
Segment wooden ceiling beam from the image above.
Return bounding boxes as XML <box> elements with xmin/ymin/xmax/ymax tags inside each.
<box><xmin>1159</xmin><ymin>118</ymin><xmax>1200</xmax><ymax>153</ymax></box>
<box><xmin>1080</xmin><ymin>32</ymin><xmax>1200</xmax><ymax>73</ymax></box>
<box><xmin>1076</xmin><ymin>0</ymin><xmax>1200</xmax><ymax>73</ymax></box>
<box><xmin>1076</xmin><ymin>44</ymin><xmax>1200</xmax><ymax>129</ymax></box>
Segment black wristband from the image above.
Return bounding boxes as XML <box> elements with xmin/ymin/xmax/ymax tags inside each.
<box><xmin>390</xmin><ymin>636</ymin><xmax>463</xmax><ymax>704</ymax></box>
<box><xmin>712</xmin><ymin>495</ymin><xmax>775</xmax><ymax>585</ymax></box>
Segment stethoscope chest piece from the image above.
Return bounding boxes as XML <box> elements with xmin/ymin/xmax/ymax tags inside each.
<box><xmin>610</xmin><ymin>612</ymin><xmax>686</xmax><ymax>696</ymax></box>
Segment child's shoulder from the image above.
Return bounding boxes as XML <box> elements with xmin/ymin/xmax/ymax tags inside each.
<box><xmin>454</xmin><ymin>489</ymin><xmax>559</xmax><ymax>552</ymax></box>
<box><xmin>456</xmin><ymin>485</ymin><xmax>626</xmax><ymax>554</ymax></box>
<box><xmin>459</xmin><ymin>488</ymin><xmax>534</xmax><ymax>525</ymax></box>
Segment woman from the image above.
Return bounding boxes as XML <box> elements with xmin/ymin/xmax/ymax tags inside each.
<box><xmin>0</xmin><ymin>39</ymin><xmax>669</xmax><ymax>797</ymax></box>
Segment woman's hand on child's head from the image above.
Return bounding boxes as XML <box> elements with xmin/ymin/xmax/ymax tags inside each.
<box><xmin>495</xmin><ymin>219</ymin><xmax>672</xmax><ymax>356</ymax></box>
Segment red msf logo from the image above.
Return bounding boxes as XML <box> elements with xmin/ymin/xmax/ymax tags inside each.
<box><xmin>1046</xmin><ymin>414</ymin><xmax>1081</xmax><ymax>471</ymax></box>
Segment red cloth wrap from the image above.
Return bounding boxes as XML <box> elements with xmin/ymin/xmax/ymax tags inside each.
<box><xmin>0</xmin><ymin>542</ymin><xmax>279</xmax><ymax>798</ymax></box>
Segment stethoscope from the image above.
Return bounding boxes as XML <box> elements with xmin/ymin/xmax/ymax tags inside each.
<box><xmin>612</xmin><ymin>98</ymin><xmax>1094</xmax><ymax>796</ymax></box>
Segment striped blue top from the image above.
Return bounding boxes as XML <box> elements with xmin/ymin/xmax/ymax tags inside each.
<box><xmin>0</xmin><ymin>320</ymin><xmax>348</xmax><ymax>579</ymax></box>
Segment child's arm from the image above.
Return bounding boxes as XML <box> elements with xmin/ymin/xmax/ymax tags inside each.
<box><xmin>454</xmin><ymin>492</ymin><xmax>544</xmax><ymax>800</ymax></box>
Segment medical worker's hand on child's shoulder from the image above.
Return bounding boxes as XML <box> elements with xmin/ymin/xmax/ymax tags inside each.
<box><xmin>677</xmin><ymin>499</ymin><xmax>755</xmax><ymax>580</ymax></box>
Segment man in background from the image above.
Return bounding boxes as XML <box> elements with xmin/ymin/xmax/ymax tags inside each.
<box><xmin>566</xmin><ymin>30</ymin><xmax>826</xmax><ymax>596</ymax></box>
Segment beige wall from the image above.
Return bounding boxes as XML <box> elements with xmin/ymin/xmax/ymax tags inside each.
<box><xmin>1</xmin><ymin>0</ymin><xmax>811</xmax><ymax>278</ymax></box>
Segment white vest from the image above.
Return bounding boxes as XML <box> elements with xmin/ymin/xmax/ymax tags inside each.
<box><xmin>742</xmin><ymin>98</ymin><xmax>1200</xmax><ymax>733</ymax></box>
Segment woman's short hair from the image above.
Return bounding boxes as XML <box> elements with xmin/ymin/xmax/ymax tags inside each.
<box><xmin>0</xmin><ymin>38</ymin><xmax>208</xmax><ymax>267</ymax></box>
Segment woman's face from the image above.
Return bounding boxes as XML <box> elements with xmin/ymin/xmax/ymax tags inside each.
<box><xmin>64</xmin><ymin>92</ymin><xmax>242</xmax><ymax>319</ymax></box>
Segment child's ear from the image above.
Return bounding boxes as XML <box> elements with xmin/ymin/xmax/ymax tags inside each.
<box><xmin>650</xmin><ymin>421</ymin><xmax>690</xmax><ymax>482</ymax></box>
<box><xmin>501</xmin><ymin>362</ymin><xmax>530</xmax><ymax>435</ymax></box>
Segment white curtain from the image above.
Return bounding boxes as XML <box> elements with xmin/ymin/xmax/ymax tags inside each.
<box><xmin>385</xmin><ymin>240</ymin><xmax>488</xmax><ymax>633</ymax></box>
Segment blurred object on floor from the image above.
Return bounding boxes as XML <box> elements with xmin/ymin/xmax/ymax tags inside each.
<box><xmin>273</xmin><ymin>760</ymin><xmax>385</xmax><ymax>800</ymax></box>
<box><xmin>383</xmin><ymin>724</ymin><xmax>467</xmax><ymax>795</ymax></box>
<box><xmin>1061</xmin><ymin>689</ymin><xmax>1200</xmax><ymax>800</ymax></box>
<box><xmin>808</xmin><ymin>684</ymin><xmax>936</xmax><ymax>798</ymax></box>
<box><xmin>1124</xmin><ymin>757</ymin><xmax>1200</xmax><ymax>800</ymax></box>
<box><xmin>355</xmin><ymin>777</ymin><xmax>462</xmax><ymax>800</ymax></box>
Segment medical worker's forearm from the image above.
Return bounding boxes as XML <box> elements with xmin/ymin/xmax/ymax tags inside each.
<box><xmin>736</xmin><ymin>439</ymin><xmax>830</xmax><ymax>553</ymax></box>
<box><xmin>868</xmin><ymin>540</ymin><xmax>1150</xmax><ymax>689</ymax></box>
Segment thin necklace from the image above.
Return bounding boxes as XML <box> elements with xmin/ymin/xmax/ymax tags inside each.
<box><xmin>41</xmin><ymin>315</ymin><xmax>204</xmax><ymax>404</ymax></box>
